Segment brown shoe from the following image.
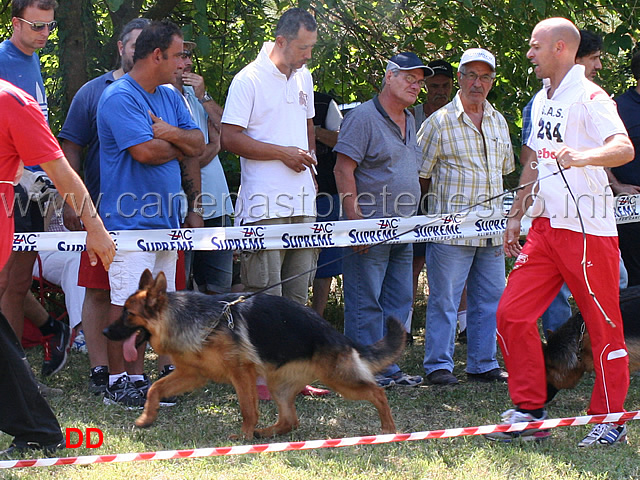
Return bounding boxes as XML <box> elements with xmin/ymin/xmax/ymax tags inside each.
<box><xmin>426</xmin><ymin>369</ymin><xmax>459</xmax><ymax>385</ymax></box>
<box><xmin>467</xmin><ymin>368</ymin><xmax>508</xmax><ymax>383</ymax></box>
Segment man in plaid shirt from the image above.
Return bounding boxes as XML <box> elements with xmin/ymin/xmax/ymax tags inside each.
<box><xmin>418</xmin><ymin>48</ymin><xmax>514</xmax><ymax>386</ymax></box>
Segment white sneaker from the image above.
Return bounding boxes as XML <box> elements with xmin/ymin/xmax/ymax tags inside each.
<box><xmin>578</xmin><ymin>423</ymin><xmax>627</xmax><ymax>447</ymax></box>
<box><xmin>484</xmin><ymin>409</ymin><xmax>551</xmax><ymax>442</ymax></box>
<box><xmin>71</xmin><ymin>330</ymin><xmax>87</xmax><ymax>354</ymax></box>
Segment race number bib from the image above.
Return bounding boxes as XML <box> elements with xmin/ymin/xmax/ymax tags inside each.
<box><xmin>534</xmin><ymin>99</ymin><xmax>569</xmax><ymax>158</ymax></box>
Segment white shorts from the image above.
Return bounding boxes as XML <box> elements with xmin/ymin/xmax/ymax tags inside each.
<box><xmin>108</xmin><ymin>251</ymin><xmax>177</xmax><ymax>306</ymax></box>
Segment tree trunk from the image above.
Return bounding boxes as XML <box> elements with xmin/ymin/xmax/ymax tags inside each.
<box><xmin>56</xmin><ymin>0</ymin><xmax>88</xmax><ymax>109</ymax></box>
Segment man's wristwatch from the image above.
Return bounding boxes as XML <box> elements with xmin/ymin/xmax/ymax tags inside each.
<box><xmin>199</xmin><ymin>92</ymin><xmax>213</xmax><ymax>104</ymax></box>
<box><xmin>191</xmin><ymin>207</ymin><xmax>205</xmax><ymax>216</ymax></box>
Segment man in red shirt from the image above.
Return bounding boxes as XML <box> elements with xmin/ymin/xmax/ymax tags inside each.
<box><xmin>0</xmin><ymin>79</ymin><xmax>114</xmax><ymax>457</ymax></box>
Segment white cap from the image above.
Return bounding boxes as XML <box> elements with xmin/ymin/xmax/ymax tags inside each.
<box><xmin>459</xmin><ymin>48</ymin><xmax>496</xmax><ymax>71</ymax></box>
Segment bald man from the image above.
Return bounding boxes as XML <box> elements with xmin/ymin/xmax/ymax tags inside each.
<box><xmin>486</xmin><ymin>17</ymin><xmax>634</xmax><ymax>446</ymax></box>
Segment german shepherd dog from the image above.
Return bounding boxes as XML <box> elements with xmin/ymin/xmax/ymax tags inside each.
<box><xmin>103</xmin><ymin>269</ymin><xmax>406</xmax><ymax>439</ymax></box>
<box><xmin>544</xmin><ymin>285</ymin><xmax>640</xmax><ymax>402</ymax></box>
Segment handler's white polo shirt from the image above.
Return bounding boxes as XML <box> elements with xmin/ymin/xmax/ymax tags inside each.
<box><xmin>222</xmin><ymin>42</ymin><xmax>316</xmax><ymax>224</ymax></box>
<box><xmin>526</xmin><ymin>65</ymin><xmax>628</xmax><ymax>236</ymax></box>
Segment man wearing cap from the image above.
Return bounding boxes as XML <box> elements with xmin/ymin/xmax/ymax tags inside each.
<box><xmin>487</xmin><ymin>18</ymin><xmax>632</xmax><ymax>446</ymax></box>
<box><xmin>412</xmin><ymin>59</ymin><xmax>454</xmax><ymax>127</ymax></box>
<box><xmin>333</xmin><ymin>52</ymin><xmax>430</xmax><ymax>388</ymax></box>
<box><xmin>418</xmin><ymin>48</ymin><xmax>514</xmax><ymax>386</ymax></box>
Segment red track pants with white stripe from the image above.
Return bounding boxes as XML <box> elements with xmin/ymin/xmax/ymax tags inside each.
<box><xmin>497</xmin><ymin>218</ymin><xmax>629</xmax><ymax>414</ymax></box>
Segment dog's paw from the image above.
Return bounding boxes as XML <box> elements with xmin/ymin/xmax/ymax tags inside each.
<box><xmin>135</xmin><ymin>416</ymin><xmax>154</xmax><ymax>428</ymax></box>
<box><xmin>228</xmin><ymin>432</ymin><xmax>253</xmax><ymax>441</ymax></box>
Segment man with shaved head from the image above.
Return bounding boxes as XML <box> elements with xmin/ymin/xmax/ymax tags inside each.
<box><xmin>486</xmin><ymin>17</ymin><xmax>634</xmax><ymax>446</ymax></box>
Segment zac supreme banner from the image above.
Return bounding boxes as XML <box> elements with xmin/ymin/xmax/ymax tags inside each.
<box><xmin>12</xmin><ymin>194</ymin><xmax>640</xmax><ymax>253</ymax></box>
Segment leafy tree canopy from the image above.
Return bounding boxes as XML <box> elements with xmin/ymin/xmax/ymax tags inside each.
<box><xmin>0</xmin><ymin>0</ymin><xmax>638</xmax><ymax>186</ymax></box>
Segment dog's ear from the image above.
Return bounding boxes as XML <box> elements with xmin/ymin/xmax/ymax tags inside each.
<box><xmin>145</xmin><ymin>271</ymin><xmax>168</xmax><ymax>312</ymax></box>
<box><xmin>152</xmin><ymin>271</ymin><xmax>168</xmax><ymax>292</ymax></box>
<box><xmin>139</xmin><ymin>269</ymin><xmax>154</xmax><ymax>290</ymax></box>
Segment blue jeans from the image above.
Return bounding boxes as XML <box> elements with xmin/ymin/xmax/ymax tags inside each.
<box><xmin>424</xmin><ymin>242</ymin><xmax>504</xmax><ymax>375</ymax></box>
<box><xmin>343</xmin><ymin>243</ymin><xmax>413</xmax><ymax>377</ymax></box>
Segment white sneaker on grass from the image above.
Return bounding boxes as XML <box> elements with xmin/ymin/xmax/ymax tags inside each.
<box><xmin>578</xmin><ymin>423</ymin><xmax>627</xmax><ymax>447</ymax></box>
<box><xmin>484</xmin><ymin>409</ymin><xmax>551</xmax><ymax>442</ymax></box>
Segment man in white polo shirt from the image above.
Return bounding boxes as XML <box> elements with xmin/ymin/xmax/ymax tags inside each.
<box><xmin>221</xmin><ymin>7</ymin><xmax>318</xmax><ymax>305</ymax></box>
<box><xmin>487</xmin><ymin>17</ymin><xmax>634</xmax><ymax>447</ymax></box>
<box><xmin>221</xmin><ymin>8</ymin><xmax>327</xmax><ymax>400</ymax></box>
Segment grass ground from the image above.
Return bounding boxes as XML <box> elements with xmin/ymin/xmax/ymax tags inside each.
<box><xmin>2</xmin><ymin>276</ymin><xmax>639</xmax><ymax>480</ymax></box>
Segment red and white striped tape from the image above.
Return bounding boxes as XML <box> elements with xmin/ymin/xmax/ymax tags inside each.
<box><xmin>2</xmin><ymin>410</ymin><xmax>638</xmax><ymax>469</ymax></box>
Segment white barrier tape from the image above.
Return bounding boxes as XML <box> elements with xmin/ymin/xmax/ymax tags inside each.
<box><xmin>1</xmin><ymin>410</ymin><xmax>638</xmax><ymax>469</ymax></box>
<box><xmin>12</xmin><ymin>195</ymin><xmax>640</xmax><ymax>253</ymax></box>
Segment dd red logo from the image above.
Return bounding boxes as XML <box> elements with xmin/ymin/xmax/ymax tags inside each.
<box><xmin>65</xmin><ymin>427</ymin><xmax>104</xmax><ymax>448</ymax></box>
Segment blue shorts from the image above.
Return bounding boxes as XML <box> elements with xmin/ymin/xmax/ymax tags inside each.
<box><xmin>315</xmin><ymin>194</ymin><xmax>344</xmax><ymax>279</ymax></box>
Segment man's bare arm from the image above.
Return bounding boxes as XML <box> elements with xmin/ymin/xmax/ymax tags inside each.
<box><xmin>557</xmin><ymin>133</ymin><xmax>634</xmax><ymax>169</ymax></box>
<box><xmin>334</xmin><ymin>153</ymin><xmax>361</xmax><ymax>221</ymax></box>
<box><xmin>221</xmin><ymin>123</ymin><xmax>316</xmax><ymax>173</ymax></box>
<box><xmin>149</xmin><ymin>111</ymin><xmax>205</xmax><ymax>158</ymax></box>
<box><xmin>503</xmin><ymin>145</ymin><xmax>539</xmax><ymax>257</ymax></box>
<box><xmin>59</xmin><ymin>139</ymin><xmax>85</xmax><ymax>231</ymax></box>
<box><xmin>606</xmin><ymin>168</ymin><xmax>640</xmax><ymax>195</ymax></box>
<box><xmin>180</xmin><ymin>156</ymin><xmax>203</xmax><ymax>228</ymax></box>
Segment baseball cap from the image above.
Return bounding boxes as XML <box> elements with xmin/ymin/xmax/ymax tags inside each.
<box><xmin>387</xmin><ymin>52</ymin><xmax>434</xmax><ymax>77</ymax></box>
<box><xmin>459</xmin><ymin>48</ymin><xmax>496</xmax><ymax>71</ymax></box>
<box><xmin>428</xmin><ymin>59</ymin><xmax>454</xmax><ymax>79</ymax></box>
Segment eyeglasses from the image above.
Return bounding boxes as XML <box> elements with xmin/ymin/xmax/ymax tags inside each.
<box><xmin>402</xmin><ymin>73</ymin><xmax>426</xmax><ymax>88</ymax></box>
<box><xmin>16</xmin><ymin>17</ymin><xmax>57</xmax><ymax>32</ymax></box>
<box><xmin>180</xmin><ymin>51</ymin><xmax>193</xmax><ymax>59</ymax></box>
<box><xmin>460</xmin><ymin>71</ymin><xmax>495</xmax><ymax>84</ymax></box>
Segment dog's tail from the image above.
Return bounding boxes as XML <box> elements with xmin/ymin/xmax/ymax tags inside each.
<box><xmin>356</xmin><ymin>317</ymin><xmax>406</xmax><ymax>373</ymax></box>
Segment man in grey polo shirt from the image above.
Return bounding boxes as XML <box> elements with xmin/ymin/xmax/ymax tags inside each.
<box><xmin>333</xmin><ymin>52</ymin><xmax>430</xmax><ymax>388</ymax></box>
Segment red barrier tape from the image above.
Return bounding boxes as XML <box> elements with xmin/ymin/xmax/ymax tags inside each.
<box><xmin>2</xmin><ymin>410</ymin><xmax>638</xmax><ymax>469</ymax></box>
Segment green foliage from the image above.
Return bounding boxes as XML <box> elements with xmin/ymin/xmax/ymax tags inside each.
<box><xmin>0</xmin><ymin>0</ymin><xmax>638</xmax><ymax>177</ymax></box>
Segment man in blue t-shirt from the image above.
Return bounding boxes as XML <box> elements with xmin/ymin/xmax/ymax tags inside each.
<box><xmin>0</xmin><ymin>0</ymin><xmax>74</xmax><ymax>379</ymax></box>
<box><xmin>58</xmin><ymin>18</ymin><xmax>150</xmax><ymax>401</ymax></box>
<box><xmin>97</xmin><ymin>20</ymin><xmax>204</xmax><ymax>408</ymax></box>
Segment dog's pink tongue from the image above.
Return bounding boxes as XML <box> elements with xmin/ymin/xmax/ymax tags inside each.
<box><xmin>123</xmin><ymin>332</ymin><xmax>139</xmax><ymax>363</ymax></box>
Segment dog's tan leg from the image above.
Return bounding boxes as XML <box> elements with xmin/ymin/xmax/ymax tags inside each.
<box><xmin>253</xmin><ymin>381</ymin><xmax>301</xmax><ymax>437</ymax></box>
<box><xmin>135</xmin><ymin>369</ymin><xmax>206</xmax><ymax>428</ymax></box>
<box><xmin>326</xmin><ymin>381</ymin><xmax>397</xmax><ymax>434</ymax></box>
<box><xmin>228</xmin><ymin>366</ymin><xmax>260</xmax><ymax>440</ymax></box>
<box><xmin>366</xmin><ymin>387</ymin><xmax>396</xmax><ymax>433</ymax></box>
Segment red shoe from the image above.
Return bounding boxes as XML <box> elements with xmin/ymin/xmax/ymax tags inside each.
<box><xmin>257</xmin><ymin>384</ymin><xmax>271</xmax><ymax>401</ymax></box>
<box><xmin>299</xmin><ymin>385</ymin><xmax>330</xmax><ymax>396</ymax></box>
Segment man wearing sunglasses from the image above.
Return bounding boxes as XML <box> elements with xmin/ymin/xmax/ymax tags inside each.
<box><xmin>418</xmin><ymin>48</ymin><xmax>514</xmax><ymax>386</ymax></box>
<box><xmin>0</xmin><ymin>0</ymin><xmax>73</xmax><ymax>383</ymax></box>
<box><xmin>0</xmin><ymin>0</ymin><xmax>57</xmax><ymax>119</ymax></box>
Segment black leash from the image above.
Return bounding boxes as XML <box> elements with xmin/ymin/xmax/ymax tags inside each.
<box><xmin>555</xmin><ymin>160</ymin><xmax>615</xmax><ymax>327</ymax></box>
